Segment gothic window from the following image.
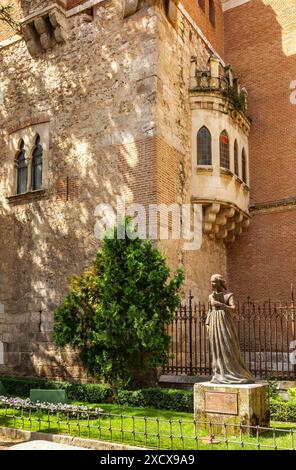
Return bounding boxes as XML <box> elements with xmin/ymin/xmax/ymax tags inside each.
<box><xmin>198</xmin><ymin>0</ymin><xmax>205</xmax><ymax>11</ymax></box>
<box><xmin>197</xmin><ymin>126</ymin><xmax>212</xmax><ymax>165</ymax></box>
<box><xmin>31</xmin><ymin>134</ymin><xmax>43</xmax><ymax>191</ymax></box>
<box><xmin>242</xmin><ymin>148</ymin><xmax>247</xmax><ymax>184</ymax></box>
<box><xmin>17</xmin><ymin>139</ymin><xmax>27</xmax><ymax>194</ymax></box>
<box><xmin>234</xmin><ymin>139</ymin><xmax>239</xmax><ymax>176</ymax></box>
<box><xmin>220</xmin><ymin>130</ymin><xmax>230</xmax><ymax>169</ymax></box>
<box><xmin>209</xmin><ymin>0</ymin><xmax>215</xmax><ymax>26</ymax></box>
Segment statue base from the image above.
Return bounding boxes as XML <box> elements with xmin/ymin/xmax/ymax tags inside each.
<box><xmin>194</xmin><ymin>382</ymin><xmax>270</xmax><ymax>436</ymax></box>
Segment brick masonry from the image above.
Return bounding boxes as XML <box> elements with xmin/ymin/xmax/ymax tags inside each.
<box><xmin>224</xmin><ymin>0</ymin><xmax>296</xmax><ymax>302</ymax></box>
<box><xmin>0</xmin><ymin>0</ymin><xmax>226</xmax><ymax>379</ymax></box>
<box><xmin>0</xmin><ymin>0</ymin><xmax>293</xmax><ymax>379</ymax></box>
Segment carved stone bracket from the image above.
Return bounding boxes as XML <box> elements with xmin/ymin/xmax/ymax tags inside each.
<box><xmin>122</xmin><ymin>0</ymin><xmax>139</xmax><ymax>18</ymax></box>
<box><xmin>203</xmin><ymin>202</ymin><xmax>250</xmax><ymax>243</ymax></box>
<box><xmin>21</xmin><ymin>6</ymin><xmax>68</xmax><ymax>55</ymax></box>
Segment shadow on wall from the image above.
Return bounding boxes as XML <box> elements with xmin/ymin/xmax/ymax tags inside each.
<box><xmin>0</xmin><ymin>2</ymin><xmax>164</xmax><ymax>380</ymax></box>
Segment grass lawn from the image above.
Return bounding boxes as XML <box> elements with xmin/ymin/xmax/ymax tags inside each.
<box><xmin>0</xmin><ymin>402</ymin><xmax>295</xmax><ymax>450</ymax></box>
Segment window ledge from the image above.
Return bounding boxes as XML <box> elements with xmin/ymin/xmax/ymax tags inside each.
<box><xmin>196</xmin><ymin>165</ymin><xmax>213</xmax><ymax>174</ymax></box>
<box><xmin>6</xmin><ymin>189</ymin><xmax>46</xmax><ymax>204</ymax></box>
<box><xmin>234</xmin><ymin>175</ymin><xmax>243</xmax><ymax>184</ymax></box>
<box><xmin>220</xmin><ymin>167</ymin><xmax>233</xmax><ymax>177</ymax></box>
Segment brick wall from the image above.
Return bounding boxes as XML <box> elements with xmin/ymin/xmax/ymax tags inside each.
<box><xmin>225</xmin><ymin>0</ymin><xmax>296</xmax><ymax>302</ymax></box>
<box><xmin>224</xmin><ymin>0</ymin><xmax>296</xmax><ymax>204</ymax></box>
<box><xmin>180</xmin><ymin>0</ymin><xmax>224</xmax><ymax>56</ymax></box>
<box><xmin>227</xmin><ymin>207</ymin><xmax>296</xmax><ymax>302</ymax></box>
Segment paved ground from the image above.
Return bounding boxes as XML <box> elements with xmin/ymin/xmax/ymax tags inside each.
<box><xmin>8</xmin><ymin>440</ymin><xmax>86</xmax><ymax>450</ymax></box>
<box><xmin>0</xmin><ymin>437</ymin><xmax>26</xmax><ymax>450</ymax></box>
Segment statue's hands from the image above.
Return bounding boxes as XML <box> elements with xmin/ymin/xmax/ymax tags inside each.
<box><xmin>212</xmin><ymin>300</ymin><xmax>224</xmax><ymax>308</ymax></box>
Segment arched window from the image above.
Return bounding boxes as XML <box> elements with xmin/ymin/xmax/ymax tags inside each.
<box><xmin>234</xmin><ymin>140</ymin><xmax>239</xmax><ymax>176</ymax></box>
<box><xmin>198</xmin><ymin>0</ymin><xmax>205</xmax><ymax>11</ymax></box>
<box><xmin>242</xmin><ymin>148</ymin><xmax>247</xmax><ymax>184</ymax></box>
<box><xmin>220</xmin><ymin>130</ymin><xmax>230</xmax><ymax>169</ymax></box>
<box><xmin>31</xmin><ymin>134</ymin><xmax>43</xmax><ymax>191</ymax></box>
<box><xmin>17</xmin><ymin>139</ymin><xmax>27</xmax><ymax>194</ymax></box>
<box><xmin>197</xmin><ymin>126</ymin><xmax>212</xmax><ymax>165</ymax></box>
<box><xmin>209</xmin><ymin>0</ymin><xmax>215</xmax><ymax>26</ymax></box>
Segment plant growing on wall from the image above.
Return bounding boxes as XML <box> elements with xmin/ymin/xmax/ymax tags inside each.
<box><xmin>0</xmin><ymin>3</ymin><xmax>18</xmax><ymax>30</ymax></box>
<box><xmin>228</xmin><ymin>85</ymin><xmax>246</xmax><ymax>113</ymax></box>
<box><xmin>54</xmin><ymin>218</ymin><xmax>184</xmax><ymax>394</ymax></box>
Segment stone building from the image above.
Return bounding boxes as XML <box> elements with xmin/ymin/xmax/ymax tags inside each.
<box><xmin>0</xmin><ymin>0</ymin><xmax>294</xmax><ymax>380</ymax></box>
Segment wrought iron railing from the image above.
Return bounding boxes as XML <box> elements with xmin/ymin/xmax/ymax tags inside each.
<box><xmin>163</xmin><ymin>295</ymin><xmax>296</xmax><ymax>380</ymax></box>
<box><xmin>0</xmin><ymin>400</ymin><xmax>295</xmax><ymax>450</ymax></box>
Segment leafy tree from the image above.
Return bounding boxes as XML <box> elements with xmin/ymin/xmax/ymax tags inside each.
<box><xmin>54</xmin><ymin>219</ymin><xmax>184</xmax><ymax>393</ymax></box>
<box><xmin>0</xmin><ymin>3</ymin><xmax>19</xmax><ymax>31</ymax></box>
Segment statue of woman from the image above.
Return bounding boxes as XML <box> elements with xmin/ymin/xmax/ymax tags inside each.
<box><xmin>207</xmin><ymin>274</ymin><xmax>254</xmax><ymax>384</ymax></box>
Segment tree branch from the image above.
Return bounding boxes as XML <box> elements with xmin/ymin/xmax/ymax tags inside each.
<box><xmin>0</xmin><ymin>4</ymin><xmax>19</xmax><ymax>32</ymax></box>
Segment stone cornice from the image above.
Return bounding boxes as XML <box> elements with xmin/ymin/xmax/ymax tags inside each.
<box><xmin>250</xmin><ymin>197</ymin><xmax>296</xmax><ymax>214</ymax></box>
<box><xmin>6</xmin><ymin>189</ymin><xmax>47</xmax><ymax>205</ymax></box>
<box><xmin>221</xmin><ymin>0</ymin><xmax>251</xmax><ymax>12</ymax></box>
<box><xmin>190</xmin><ymin>92</ymin><xmax>251</xmax><ymax>135</ymax></box>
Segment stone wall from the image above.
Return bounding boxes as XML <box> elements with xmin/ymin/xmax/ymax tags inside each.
<box><xmin>0</xmin><ymin>0</ymin><xmax>228</xmax><ymax>379</ymax></box>
<box><xmin>0</xmin><ymin>0</ymin><xmax>159</xmax><ymax>379</ymax></box>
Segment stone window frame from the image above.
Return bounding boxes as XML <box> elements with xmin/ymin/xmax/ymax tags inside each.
<box><xmin>242</xmin><ymin>147</ymin><xmax>248</xmax><ymax>185</ymax></box>
<box><xmin>6</xmin><ymin>122</ymin><xmax>49</xmax><ymax>202</ymax></box>
<box><xmin>197</xmin><ymin>126</ymin><xmax>212</xmax><ymax>165</ymax></box>
<box><xmin>191</xmin><ymin>104</ymin><xmax>250</xmax><ymax>187</ymax></box>
<box><xmin>219</xmin><ymin>130</ymin><xmax>230</xmax><ymax>170</ymax></box>
<box><xmin>31</xmin><ymin>134</ymin><xmax>43</xmax><ymax>191</ymax></box>
<box><xmin>16</xmin><ymin>139</ymin><xmax>28</xmax><ymax>194</ymax></box>
<box><xmin>234</xmin><ymin>139</ymin><xmax>239</xmax><ymax>177</ymax></box>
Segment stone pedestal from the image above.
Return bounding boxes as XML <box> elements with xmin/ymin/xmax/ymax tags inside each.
<box><xmin>194</xmin><ymin>382</ymin><xmax>270</xmax><ymax>435</ymax></box>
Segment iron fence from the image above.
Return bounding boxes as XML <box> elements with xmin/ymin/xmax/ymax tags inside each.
<box><xmin>163</xmin><ymin>294</ymin><xmax>296</xmax><ymax>380</ymax></box>
<box><xmin>0</xmin><ymin>401</ymin><xmax>296</xmax><ymax>450</ymax></box>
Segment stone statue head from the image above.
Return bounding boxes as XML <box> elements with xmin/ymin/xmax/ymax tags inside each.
<box><xmin>211</xmin><ymin>274</ymin><xmax>227</xmax><ymax>292</ymax></box>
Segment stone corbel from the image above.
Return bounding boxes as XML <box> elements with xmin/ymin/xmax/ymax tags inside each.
<box><xmin>202</xmin><ymin>202</ymin><xmax>250</xmax><ymax>243</ymax></box>
<box><xmin>49</xmin><ymin>9</ymin><xmax>68</xmax><ymax>43</ymax></box>
<box><xmin>22</xmin><ymin>23</ymin><xmax>43</xmax><ymax>55</ymax></box>
<box><xmin>34</xmin><ymin>17</ymin><xmax>54</xmax><ymax>50</ymax></box>
<box><xmin>167</xmin><ymin>0</ymin><xmax>178</xmax><ymax>27</ymax></box>
<box><xmin>122</xmin><ymin>0</ymin><xmax>139</xmax><ymax>18</ymax></box>
<box><xmin>21</xmin><ymin>5</ymin><xmax>68</xmax><ymax>55</ymax></box>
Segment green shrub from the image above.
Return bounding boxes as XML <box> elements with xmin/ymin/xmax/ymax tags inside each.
<box><xmin>3</xmin><ymin>376</ymin><xmax>296</xmax><ymax>421</ymax></box>
<box><xmin>270</xmin><ymin>400</ymin><xmax>296</xmax><ymax>423</ymax></box>
<box><xmin>53</xmin><ymin>218</ymin><xmax>184</xmax><ymax>392</ymax></box>
<box><xmin>288</xmin><ymin>388</ymin><xmax>296</xmax><ymax>403</ymax></box>
<box><xmin>267</xmin><ymin>377</ymin><xmax>281</xmax><ymax>401</ymax></box>
<box><xmin>0</xmin><ymin>376</ymin><xmax>111</xmax><ymax>403</ymax></box>
<box><xmin>115</xmin><ymin>387</ymin><xmax>194</xmax><ymax>413</ymax></box>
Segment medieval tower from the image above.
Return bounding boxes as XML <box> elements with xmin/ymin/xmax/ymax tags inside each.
<box><xmin>0</xmin><ymin>0</ymin><xmax>294</xmax><ymax>380</ymax></box>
